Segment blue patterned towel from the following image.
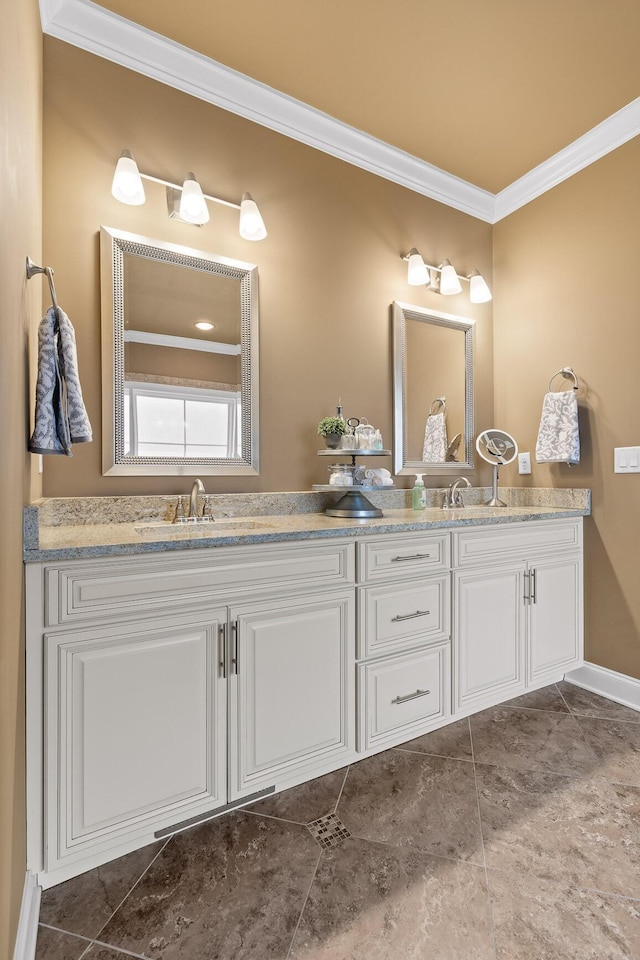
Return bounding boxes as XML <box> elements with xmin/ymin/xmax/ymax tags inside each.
<box><xmin>29</xmin><ymin>307</ymin><xmax>92</xmax><ymax>456</ymax></box>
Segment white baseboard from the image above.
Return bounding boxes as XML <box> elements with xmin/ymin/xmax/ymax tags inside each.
<box><xmin>12</xmin><ymin>873</ymin><xmax>41</xmax><ymax>960</ymax></box>
<box><xmin>564</xmin><ymin>662</ymin><xmax>640</xmax><ymax>713</ymax></box>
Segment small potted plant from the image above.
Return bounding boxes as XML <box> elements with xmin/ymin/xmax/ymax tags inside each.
<box><xmin>317</xmin><ymin>416</ymin><xmax>347</xmax><ymax>449</ymax></box>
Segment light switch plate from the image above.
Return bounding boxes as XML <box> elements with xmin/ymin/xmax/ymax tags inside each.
<box><xmin>614</xmin><ymin>446</ymin><xmax>640</xmax><ymax>473</ymax></box>
<box><xmin>518</xmin><ymin>452</ymin><xmax>532</xmax><ymax>474</ymax></box>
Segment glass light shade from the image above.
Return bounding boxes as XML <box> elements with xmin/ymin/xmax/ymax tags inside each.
<box><xmin>179</xmin><ymin>173</ymin><xmax>210</xmax><ymax>224</ymax></box>
<box><xmin>469</xmin><ymin>270</ymin><xmax>492</xmax><ymax>303</ymax></box>
<box><xmin>239</xmin><ymin>193</ymin><xmax>267</xmax><ymax>241</ymax></box>
<box><xmin>111</xmin><ymin>150</ymin><xmax>145</xmax><ymax>205</ymax></box>
<box><xmin>439</xmin><ymin>260</ymin><xmax>462</xmax><ymax>295</ymax></box>
<box><xmin>407</xmin><ymin>248</ymin><xmax>431</xmax><ymax>286</ymax></box>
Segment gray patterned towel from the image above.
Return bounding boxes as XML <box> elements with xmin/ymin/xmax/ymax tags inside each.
<box><xmin>535</xmin><ymin>391</ymin><xmax>580</xmax><ymax>465</ymax></box>
<box><xmin>422</xmin><ymin>411</ymin><xmax>448</xmax><ymax>462</ymax></box>
<box><xmin>29</xmin><ymin>307</ymin><xmax>92</xmax><ymax>456</ymax></box>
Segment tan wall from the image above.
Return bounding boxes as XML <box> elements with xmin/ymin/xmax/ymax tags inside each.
<box><xmin>493</xmin><ymin>137</ymin><xmax>640</xmax><ymax>680</ymax></box>
<box><xmin>42</xmin><ymin>39</ymin><xmax>493</xmax><ymax>498</ymax></box>
<box><xmin>0</xmin><ymin>1</ymin><xmax>42</xmax><ymax>956</ymax></box>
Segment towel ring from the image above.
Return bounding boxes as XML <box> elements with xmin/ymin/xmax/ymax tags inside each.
<box><xmin>548</xmin><ymin>367</ymin><xmax>579</xmax><ymax>392</ymax></box>
<box><xmin>430</xmin><ymin>397</ymin><xmax>446</xmax><ymax>415</ymax></box>
<box><xmin>26</xmin><ymin>256</ymin><xmax>60</xmax><ymax>316</ymax></box>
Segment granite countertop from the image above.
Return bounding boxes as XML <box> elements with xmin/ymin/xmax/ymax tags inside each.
<box><xmin>23</xmin><ymin>488</ymin><xmax>591</xmax><ymax>562</ymax></box>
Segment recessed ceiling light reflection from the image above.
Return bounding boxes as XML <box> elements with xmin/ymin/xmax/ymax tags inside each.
<box><xmin>194</xmin><ymin>321</ymin><xmax>215</xmax><ymax>331</ymax></box>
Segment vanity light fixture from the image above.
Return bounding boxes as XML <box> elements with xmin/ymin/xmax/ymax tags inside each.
<box><xmin>111</xmin><ymin>150</ymin><xmax>268</xmax><ymax>239</ymax></box>
<box><xmin>401</xmin><ymin>249</ymin><xmax>492</xmax><ymax>302</ymax></box>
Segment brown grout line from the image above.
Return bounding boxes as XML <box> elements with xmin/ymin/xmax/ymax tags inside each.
<box><xmin>332</xmin><ymin>765</ymin><xmax>351</xmax><ymax>814</ymax></box>
<box><xmin>393</xmin><ymin>746</ymin><xmax>475</xmax><ymax>763</ymax></box>
<box><xmin>483</xmin><ymin>863</ymin><xmax>640</xmax><ymax>904</ymax></box>
<box><xmin>343</xmin><ymin>830</ymin><xmax>486</xmax><ymax>870</ymax></box>
<box><xmin>241</xmin><ymin>808</ymin><xmax>312</xmax><ymax>828</ymax></box>
<box><xmin>84</xmin><ymin>937</ymin><xmax>152</xmax><ymax>960</ymax></box>
<box><xmin>558</xmin><ymin>682</ymin><xmax>640</xmax><ymax>724</ymax></box>
<box><xmin>468</xmin><ymin>718</ymin><xmax>500</xmax><ymax>960</ymax></box>
<box><xmin>87</xmin><ymin>838</ymin><xmax>172</xmax><ymax>947</ymax></box>
<box><xmin>285</xmin><ymin>851</ymin><xmax>323</xmax><ymax>960</ymax></box>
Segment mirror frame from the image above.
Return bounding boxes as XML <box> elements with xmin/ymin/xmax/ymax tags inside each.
<box><xmin>100</xmin><ymin>226</ymin><xmax>259</xmax><ymax>476</ymax></box>
<box><xmin>393</xmin><ymin>300</ymin><xmax>475</xmax><ymax>476</ymax></box>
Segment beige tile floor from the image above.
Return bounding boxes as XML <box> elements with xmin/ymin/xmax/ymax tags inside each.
<box><xmin>35</xmin><ymin>682</ymin><xmax>640</xmax><ymax>960</ymax></box>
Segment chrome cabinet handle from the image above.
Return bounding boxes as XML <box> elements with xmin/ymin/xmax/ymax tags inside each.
<box><xmin>391</xmin><ymin>553</ymin><xmax>432</xmax><ymax>562</ymax></box>
<box><xmin>231</xmin><ymin>621</ymin><xmax>238</xmax><ymax>674</ymax></box>
<box><xmin>531</xmin><ymin>568</ymin><xmax>537</xmax><ymax>604</ymax></box>
<box><xmin>219</xmin><ymin>622</ymin><xmax>227</xmax><ymax>678</ymax></box>
<box><xmin>392</xmin><ymin>688</ymin><xmax>430</xmax><ymax>705</ymax></box>
<box><xmin>524</xmin><ymin>570</ymin><xmax>530</xmax><ymax>604</ymax></box>
<box><xmin>392</xmin><ymin>610</ymin><xmax>430</xmax><ymax>622</ymax></box>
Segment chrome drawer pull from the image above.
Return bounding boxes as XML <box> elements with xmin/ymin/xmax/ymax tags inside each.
<box><xmin>392</xmin><ymin>610</ymin><xmax>430</xmax><ymax>622</ymax></box>
<box><xmin>391</xmin><ymin>553</ymin><xmax>432</xmax><ymax>562</ymax></box>
<box><xmin>392</xmin><ymin>688</ymin><xmax>430</xmax><ymax>705</ymax></box>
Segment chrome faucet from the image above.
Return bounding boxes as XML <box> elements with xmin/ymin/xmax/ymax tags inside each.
<box><xmin>189</xmin><ymin>478</ymin><xmax>205</xmax><ymax>519</ymax></box>
<box><xmin>443</xmin><ymin>476</ymin><xmax>471</xmax><ymax>509</ymax></box>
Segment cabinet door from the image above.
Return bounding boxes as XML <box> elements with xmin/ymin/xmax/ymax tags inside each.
<box><xmin>229</xmin><ymin>591</ymin><xmax>355</xmax><ymax>799</ymax></box>
<box><xmin>453</xmin><ymin>564</ymin><xmax>525</xmax><ymax>713</ymax></box>
<box><xmin>45</xmin><ymin>611</ymin><xmax>226</xmax><ymax>872</ymax></box>
<box><xmin>527</xmin><ymin>554</ymin><xmax>583</xmax><ymax>683</ymax></box>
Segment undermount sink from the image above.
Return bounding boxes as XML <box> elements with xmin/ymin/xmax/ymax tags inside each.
<box><xmin>134</xmin><ymin>518</ymin><xmax>270</xmax><ymax>538</ymax></box>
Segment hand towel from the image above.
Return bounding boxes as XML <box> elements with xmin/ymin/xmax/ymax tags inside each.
<box><xmin>535</xmin><ymin>390</ymin><xmax>580</xmax><ymax>465</ymax></box>
<box><xmin>422</xmin><ymin>411</ymin><xmax>448</xmax><ymax>462</ymax></box>
<box><xmin>363</xmin><ymin>468</ymin><xmax>393</xmax><ymax>485</ymax></box>
<box><xmin>29</xmin><ymin>307</ymin><xmax>92</xmax><ymax>456</ymax></box>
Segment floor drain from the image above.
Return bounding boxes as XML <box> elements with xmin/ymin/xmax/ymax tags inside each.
<box><xmin>307</xmin><ymin>812</ymin><xmax>351</xmax><ymax>849</ymax></box>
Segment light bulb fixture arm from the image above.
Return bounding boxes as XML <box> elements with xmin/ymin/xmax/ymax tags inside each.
<box><xmin>401</xmin><ymin>253</ymin><xmax>469</xmax><ymax>285</ymax></box>
<box><xmin>138</xmin><ymin>172</ymin><xmax>240</xmax><ymax>210</ymax></box>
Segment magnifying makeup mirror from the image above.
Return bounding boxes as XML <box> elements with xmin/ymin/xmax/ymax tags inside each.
<box><xmin>476</xmin><ymin>429</ymin><xmax>518</xmax><ymax>506</ymax></box>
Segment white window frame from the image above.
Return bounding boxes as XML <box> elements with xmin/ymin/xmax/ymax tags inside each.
<box><xmin>124</xmin><ymin>380</ymin><xmax>241</xmax><ymax>458</ymax></box>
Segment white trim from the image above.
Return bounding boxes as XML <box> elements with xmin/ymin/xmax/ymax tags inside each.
<box><xmin>39</xmin><ymin>0</ymin><xmax>493</xmax><ymax>222</ymax></box>
<box><xmin>39</xmin><ymin>1</ymin><xmax>640</xmax><ymax>224</ymax></box>
<box><xmin>12</xmin><ymin>873</ymin><xmax>41</xmax><ymax>960</ymax></box>
<box><xmin>494</xmin><ymin>98</ymin><xmax>640</xmax><ymax>221</ymax></box>
<box><xmin>123</xmin><ymin>330</ymin><xmax>241</xmax><ymax>355</ymax></box>
<box><xmin>564</xmin><ymin>661</ymin><xmax>640</xmax><ymax>714</ymax></box>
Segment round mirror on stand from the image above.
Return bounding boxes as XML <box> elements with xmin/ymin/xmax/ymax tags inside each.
<box><xmin>476</xmin><ymin>429</ymin><xmax>518</xmax><ymax>506</ymax></box>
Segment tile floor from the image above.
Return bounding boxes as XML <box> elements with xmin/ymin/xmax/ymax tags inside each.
<box><xmin>35</xmin><ymin>682</ymin><xmax>640</xmax><ymax>960</ymax></box>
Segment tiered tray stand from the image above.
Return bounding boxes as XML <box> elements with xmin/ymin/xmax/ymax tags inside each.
<box><xmin>313</xmin><ymin>449</ymin><xmax>393</xmax><ymax>518</ymax></box>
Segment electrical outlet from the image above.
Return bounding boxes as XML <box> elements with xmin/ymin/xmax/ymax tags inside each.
<box><xmin>518</xmin><ymin>452</ymin><xmax>532</xmax><ymax>475</ymax></box>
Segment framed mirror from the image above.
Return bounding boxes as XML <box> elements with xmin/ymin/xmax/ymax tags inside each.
<box><xmin>100</xmin><ymin>227</ymin><xmax>259</xmax><ymax>476</ymax></box>
<box><xmin>393</xmin><ymin>301</ymin><xmax>474</xmax><ymax>475</ymax></box>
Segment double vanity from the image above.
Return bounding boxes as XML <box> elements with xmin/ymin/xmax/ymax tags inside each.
<box><xmin>24</xmin><ymin>487</ymin><xmax>589</xmax><ymax>888</ymax></box>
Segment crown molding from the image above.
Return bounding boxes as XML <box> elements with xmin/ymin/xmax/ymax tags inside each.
<box><xmin>493</xmin><ymin>97</ymin><xmax>640</xmax><ymax>221</ymax></box>
<box><xmin>40</xmin><ymin>0</ymin><xmax>640</xmax><ymax>225</ymax></box>
<box><xmin>39</xmin><ymin>0</ymin><xmax>494</xmax><ymax>222</ymax></box>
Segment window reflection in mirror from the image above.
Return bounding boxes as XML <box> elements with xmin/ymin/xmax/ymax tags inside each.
<box><xmin>100</xmin><ymin>227</ymin><xmax>258</xmax><ymax>476</ymax></box>
<box><xmin>393</xmin><ymin>301</ymin><xmax>474</xmax><ymax>476</ymax></box>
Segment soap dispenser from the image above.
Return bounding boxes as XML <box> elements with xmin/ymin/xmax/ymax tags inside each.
<box><xmin>412</xmin><ymin>474</ymin><xmax>427</xmax><ymax>510</ymax></box>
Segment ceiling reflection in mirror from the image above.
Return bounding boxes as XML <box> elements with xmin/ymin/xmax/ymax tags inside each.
<box><xmin>393</xmin><ymin>301</ymin><xmax>474</xmax><ymax>475</ymax></box>
<box><xmin>100</xmin><ymin>227</ymin><xmax>258</xmax><ymax>476</ymax></box>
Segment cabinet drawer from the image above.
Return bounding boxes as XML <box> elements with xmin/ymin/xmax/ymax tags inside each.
<box><xmin>357</xmin><ymin>575</ymin><xmax>450</xmax><ymax>659</ymax></box>
<box><xmin>453</xmin><ymin>519</ymin><xmax>582</xmax><ymax>567</ymax></box>
<box><xmin>358</xmin><ymin>644</ymin><xmax>450</xmax><ymax>751</ymax></box>
<box><xmin>44</xmin><ymin>540</ymin><xmax>355</xmax><ymax>626</ymax></box>
<box><xmin>357</xmin><ymin>533</ymin><xmax>449</xmax><ymax>584</ymax></box>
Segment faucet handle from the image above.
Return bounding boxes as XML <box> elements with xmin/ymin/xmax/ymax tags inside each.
<box><xmin>174</xmin><ymin>495</ymin><xmax>186</xmax><ymax>523</ymax></box>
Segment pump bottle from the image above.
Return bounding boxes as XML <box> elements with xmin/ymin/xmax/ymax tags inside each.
<box><xmin>412</xmin><ymin>473</ymin><xmax>426</xmax><ymax>510</ymax></box>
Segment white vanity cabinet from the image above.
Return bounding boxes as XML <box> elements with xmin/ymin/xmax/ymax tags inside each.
<box><xmin>26</xmin><ymin>513</ymin><xmax>585</xmax><ymax>888</ymax></box>
<box><xmin>355</xmin><ymin>532</ymin><xmax>452</xmax><ymax>751</ymax></box>
<box><xmin>452</xmin><ymin>519</ymin><xmax>583</xmax><ymax>714</ymax></box>
<box><xmin>27</xmin><ymin>539</ymin><xmax>356</xmax><ymax>884</ymax></box>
